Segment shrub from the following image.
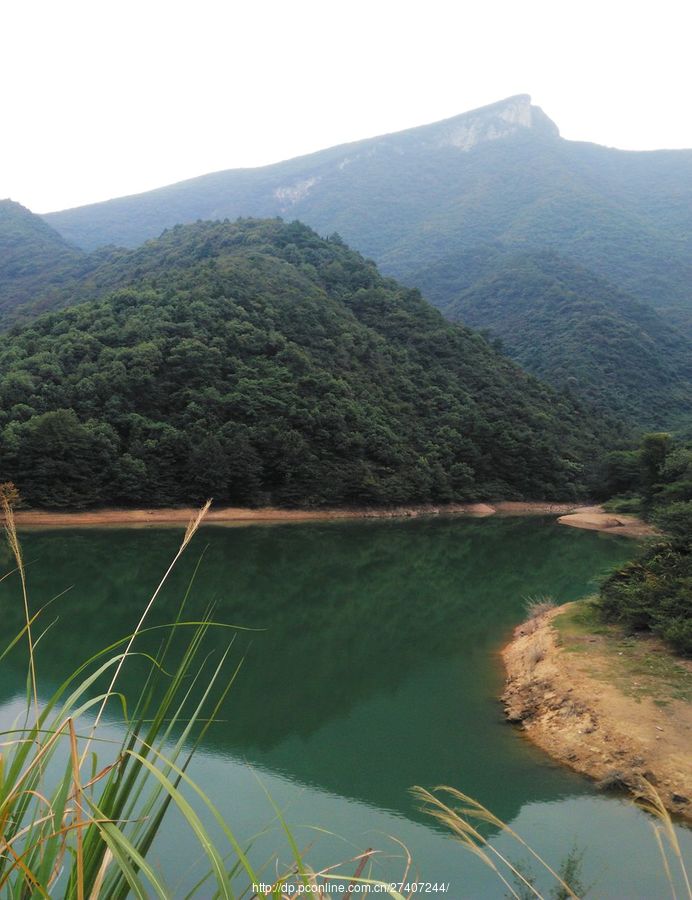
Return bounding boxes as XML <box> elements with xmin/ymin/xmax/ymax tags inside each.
<box><xmin>597</xmin><ymin>539</ymin><xmax>692</xmax><ymax>655</ymax></box>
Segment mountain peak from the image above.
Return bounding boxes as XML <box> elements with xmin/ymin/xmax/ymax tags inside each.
<box><xmin>1</xmin><ymin>197</ymin><xmax>37</xmax><ymax>220</ymax></box>
<box><xmin>425</xmin><ymin>94</ymin><xmax>559</xmax><ymax>152</ymax></box>
<box><xmin>0</xmin><ymin>198</ymin><xmax>76</xmax><ymax>244</ymax></box>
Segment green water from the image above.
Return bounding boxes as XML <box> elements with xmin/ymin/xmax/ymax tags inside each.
<box><xmin>1</xmin><ymin>516</ymin><xmax>690</xmax><ymax>897</ymax></box>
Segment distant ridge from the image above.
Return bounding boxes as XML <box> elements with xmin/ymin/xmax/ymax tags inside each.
<box><xmin>42</xmin><ymin>94</ymin><xmax>561</xmax><ymax>249</ymax></box>
<box><xmin>41</xmin><ymin>94</ymin><xmax>692</xmax><ymax>337</ymax></box>
<box><xmin>43</xmin><ymin>94</ymin><xmax>560</xmax><ymax>239</ymax></box>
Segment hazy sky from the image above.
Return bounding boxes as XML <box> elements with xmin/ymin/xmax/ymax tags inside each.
<box><xmin>3</xmin><ymin>0</ymin><xmax>691</xmax><ymax>213</ymax></box>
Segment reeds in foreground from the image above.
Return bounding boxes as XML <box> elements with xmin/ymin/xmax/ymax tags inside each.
<box><xmin>0</xmin><ymin>493</ymin><xmax>404</xmax><ymax>898</ymax></box>
<box><xmin>413</xmin><ymin>784</ymin><xmax>692</xmax><ymax>900</ymax></box>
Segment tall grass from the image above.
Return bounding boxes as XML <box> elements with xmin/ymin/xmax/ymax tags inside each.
<box><xmin>413</xmin><ymin>785</ymin><xmax>692</xmax><ymax>900</ymax></box>
<box><xmin>0</xmin><ymin>495</ymin><xmax>404</xmax><ymax>898</ymax></box>
<box><xmin>0</xmin><ymin>493</ymin><xmax>239</xmax><ymax>896</ymax></box>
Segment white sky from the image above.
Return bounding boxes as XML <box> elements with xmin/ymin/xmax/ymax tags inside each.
<box><xmin>2</xmin><ymin>0</ymin><xmax>691</xmax><ymax>213</ymax></box>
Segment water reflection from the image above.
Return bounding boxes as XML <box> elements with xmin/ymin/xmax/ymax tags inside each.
<box><xmin>2</xmin><ymin>516</ymin><xmax>684</xmax><ymax>897</ymax></box>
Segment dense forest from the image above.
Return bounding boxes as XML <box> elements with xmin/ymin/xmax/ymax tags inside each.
<box><xmin>410</xmin><ymin>248</ymin><xmax>692</xmax><ymax>431</ymax></box>
<box><xmin>3</xmin><ymin>200</ymin><xmax>690</xmax><ymax>436</ymax></box>
<box><xmin>0</xmin><ymin>219</ymin><xmax>614</xmax><ymax>509</ymax></box>
<box><xmin>42</xmin><ymin>95</ymin><xmax>692</xmax><ymax>336</ymax></box>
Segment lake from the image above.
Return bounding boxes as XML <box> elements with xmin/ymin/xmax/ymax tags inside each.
<box><xmin>1</xmin><ymin>516</ymin><xmax>690</xmax><ymax>897</ymax></box>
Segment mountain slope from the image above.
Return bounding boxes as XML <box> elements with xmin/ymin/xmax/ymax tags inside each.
<box><xmin>0</xmin><ymin>199</ymin><xmax>86</xmax><ymax>316</ymax></box>
<box><xmin>7</xmin><ymin>200</ymin><xmax>690</xmax><ymax>435</ymax></box>
<box><xmin>42</xmin><ymin>95</ymin><xmax>692</xmax><ymax>333</ymax></box>
<box><xmin>0</xmin><ymin>219</ymin><xmax>612</xmax><ymax>509</ymax></box>
<box><xmin>409</xmin><ymin>248</ymin><xmax>692</xmax><ymax>432</ymax></box>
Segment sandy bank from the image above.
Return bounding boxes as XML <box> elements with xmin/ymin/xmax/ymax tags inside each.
<box><xmin>557</xmin><ymin>505</ymin><xmax>656</xmax><ymax>538</ymax></box>
<box><xmin>7</xmin><ymin>500</ymin><xmax>653</xmax><ymax>534</ymax></box>
<box><xmin>502</xmin><ymin>602</ymin><xmax>692</xmax><ymax>821</ymax></box>
<box><xmin>8</xmin><ymin>502</ymin><xmax>497</xmax><ymax>528</ymax></box>
<box><xmin>492</xmin><ymin>501</ymin><xmax>580</xmax><ymax>516</ymax></box>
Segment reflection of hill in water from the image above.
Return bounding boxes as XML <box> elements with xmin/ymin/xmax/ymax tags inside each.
<box><xmin>0</xmin><ymin>517</ymin><xmax>633</xmax><ymax>824</ymax></box>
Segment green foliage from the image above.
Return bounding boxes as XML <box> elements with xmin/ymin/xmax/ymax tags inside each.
<box><xmin>508</xmin><ymin>846</ymin><xmax>588</xmax><ymax>900</ymax></box>
<box><xmin>598</xmin><ymin>536</ymin><xmax>692</xmax><ymax>655</ymax></box>
<box><xmin>551</xmin><ymin>847</ymin><xmax>588</xmax><ymax>900</ymax></box>
<box><xmin>0</xmin><ymin>219</ymin><xmax>608</xmax><ymax>509</ymax></box>
<box><xmin>595</xmin><ymin>435</ymin><xmax>692</xmax><ymax>655</ymax></box>
<box><xmin>653</xmin><ymin>501</ymin><xmax>692</xmax><ymax>541</ymax></box>
<box><xmin>413</xmin><ymin>250</ymin><xmax>692</xmax><ymax>432</ymax></box>
<box><xmin>594</xmin><ymin>449</ymin><xmax>642</xmax><ymax>500</ymax></box>
<box><xmin>640</xmin><ymin>433</ymin><xmax>673</xmax><ymax>503</ymax></box>
<box><xmin>658</xmin><ymin>446</ymin><xmax>692</xmax><ymax>503</ymax></box>
<box><xmin>602</xmin><ymin>495</ymin><xmax>642</xmax><ymax>515</ymax></box>
<box><xmin>0</xmin><ymin>199</ymin><xmax>88</xmax><ymax>318</ymax></box>
<box><xmin>2</xmin><ymin>409</ymin><xmax>118</xmax><ymax>508</ymax></box>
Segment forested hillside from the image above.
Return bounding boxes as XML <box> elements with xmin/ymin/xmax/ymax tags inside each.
<box><xmin>5</xmin><ymin>200</ymin><xmax>689</xmax><ymax>435</ymax></box>
<box><xmin>410</xmin><ymin>249</ymin><xmax>692</xmax><ymax>431</ymax></box>
<box><xmin>43</xmin><ymin>95</ymin><xmax>692</xmax><ymax>335</ymax></box>
<box><xmin>0</xmin><ymin>199</ymin><xmax>87</xmax><ymax>316</ymax></box>
<box><xmin>0</xmin><ymin>219</ymin><xmax>612</xmax><ymax>509</ymax></box>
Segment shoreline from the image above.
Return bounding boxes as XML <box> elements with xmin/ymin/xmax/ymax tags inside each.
<box><xmin>502</xmin><ymin>602</ymin><xmax>692</xmax><ymax>822</ymax></box>
<box><xmin>7</xmin><ymin>500</ymin><xmax>565</xmax><ymax>528</ymax></box>
<box><xmin>5</xmin><ymin>500</ymin><xmax>651</xmax><ymax>531</ymax></box>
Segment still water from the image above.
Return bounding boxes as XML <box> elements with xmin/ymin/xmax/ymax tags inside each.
<box><xmin>1</xmin><ymin>516</ymin><xmax>690</xmax><ymax>897</ymax></box>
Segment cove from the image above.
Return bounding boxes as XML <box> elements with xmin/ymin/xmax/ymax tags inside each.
<box><xmin>0</xmin><ymin>516</ymin><xmax>689</xmax><ymax>897</ymax></box>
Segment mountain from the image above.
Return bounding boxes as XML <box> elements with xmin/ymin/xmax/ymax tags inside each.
<box><xmin>0</xmin><ymin>199</ymin><xmax>86</xmax><ymax>317</ymax></box>
<box><xmin>0</xmin><ymin>219</ymin><xmax>613</xmax><ymax>509</ymax></box>
<box><xmin>43</xmin><ymin>95</ymin><xmax>692</xmax><ymax>335</ymax></box>
<box><xmin>409</xmin><ymin>248</ymin><xmax>692</xmax><ymax>432</ymax></box>
<box><xmin>4</xmin><ymin>204</ymin><xmax>689</xmax><ymax>435</ymax></box>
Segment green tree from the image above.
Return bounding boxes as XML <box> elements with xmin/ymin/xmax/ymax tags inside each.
<box><xmin>2</xmin><ymin>410</ymin><xmax>118</xmax><ymax>508</ymax></box>
<box><xmin>640</xmin><ymin>432</ymin><xmax>672</xmax><ymax>505</ymax></box>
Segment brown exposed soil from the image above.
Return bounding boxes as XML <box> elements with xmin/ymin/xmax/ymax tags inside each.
<box><xmin>492</xmin><ymin>501</ymin><xmax>581</xmax><ymax>516</ymax></box>
<box><xmin>7</xmin><ymin>500</ymin><xmax>653</xmax><ymax>532</ymax></box>
<box><xmin>502</xmin><ymin>602</ymin><xmax>692</xmax><ymax>821</ymax></box>
<box><xmin>8</xmin><ymin>502</ymin><xmax>496</xmax><ymax>528</ymax></box>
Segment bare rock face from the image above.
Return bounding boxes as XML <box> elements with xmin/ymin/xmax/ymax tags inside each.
<box><xmin>432</xmin><ymin>94</ymin><xmax>560</xmax><ymax>152</ymax></box>
<box><xmin>305</xmin><ymin>95</ymin><xmax>561</xmax><ymax>187</ymax></box>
